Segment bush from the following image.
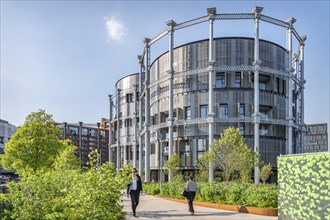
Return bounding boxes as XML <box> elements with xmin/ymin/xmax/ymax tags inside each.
<box><xmin>4</xmin><ymin>153</ymin><xmax>128</xmax><ymax>219</ymax></box>
<box><xmin>143</xmin><ymin>181</ymin><xmax>278</xmax><ymax>208</ymax></box>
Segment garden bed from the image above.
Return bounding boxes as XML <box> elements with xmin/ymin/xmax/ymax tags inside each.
<box><xmin>156</xmin><ymin>195</ymin><xmax>278</xmax><ymax>216</ymax></box>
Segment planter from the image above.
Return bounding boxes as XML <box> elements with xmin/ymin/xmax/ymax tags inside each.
<box><xmin>155</xmin><ymin>196</ymin><xmax>278</xmax><ymax>217</ymax></box>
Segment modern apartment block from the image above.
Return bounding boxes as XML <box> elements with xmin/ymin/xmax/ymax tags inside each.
<box><xmin>0</xmin><ymin>120</ymin><xmax>17</xmax><ymax>155</ymax></box>
<box><xmin>108</xmin><ymin>7</ymin><xmax>306</xmax><ymax>182</ymax></box>
<box><xmin>56</xmin><ymin>119</ymin><xmax>109</xmax><ymax>166</ymax></box>
<box><xmin>0</xmin><ymin>119</ymin><xmax>17</xmax><ymax>173</ymax></box>
<box><xmin>304</xmin><ymin>123</ymin><xmax>328</xmax><ymax>153</ymax></box>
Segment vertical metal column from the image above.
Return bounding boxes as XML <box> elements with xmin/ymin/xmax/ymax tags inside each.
<box><xmin>97</xmin><ymin>122</ymin><xmax>101</xmax><ymax>165</ymax></box>
<box><xmin>207</xmin><ymin>7</ymin><xmax>216</xmax><ymax>183</ymax></box>
<box><xmin>79</xmin><ymin>121</ymin><xmax>83</xmax><ymax>163</ymax></box>
<box><xmin>286</xmin><ymin>18</ymin><xmax>296</xmax><ymax>155</ymax></box>
<box><xmin>138</xmin><ymin>55</ymin><xmax>143</xmax><ymax>177</ymax></box>
<box><xmin>123</xmin><ymin>144</ymin><xmax>127</xmax><ymax>165</ymax></box>
<box><xmin>252</xmin><ymin>6</ymin><xmax>263</xmax><ymax>184</ymax></box>
<box><xmin>166</xmin><ymin>20</ymin><xmax>176</xmax><ymax>182</ymax></box>
<box><xmin>144</xmin><ymin>38</ymin><xmax>151</xmax><ymax>183</ymax></box>
<box><xmin>132</xmin><ymin>85</ymin><xmax>138</xmax><ymax>168</ymax></box>
<box><xmin>108</xmin><ymin>95</ymin><xmax>113</xmax><ymax>163</ymax></box>
<box><xmin>299</xmin><ymin>36</ymin><xmax>307</xmax><ymax>152</ymax></box>
<box><xmin>116</xmin><ymin>89</ymin><xmax>121</xmax><ymax>172</ymax></box>
<box><xmin>63</xmin><ymin>122</ymin><xmax>67</xmax><ymax>140</ymax></box>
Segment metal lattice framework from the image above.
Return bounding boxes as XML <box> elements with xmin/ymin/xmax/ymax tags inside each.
<box><xmin>108</xmin><ymin>6</ymin><xmax>306</xmax><ymax>183</ymax></box>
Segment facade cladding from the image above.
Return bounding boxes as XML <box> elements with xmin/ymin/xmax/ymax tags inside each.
<box><xmin>0</xmin><ymin>120</ymin><xmax>17</xmax><ymax>155</ymax></box>
<box><xmin>0</xmin><ymin>120</ymin><xmax>17</xmax><ymax>173</ymax></box>
<box><xmin>304</xmin><ymin>123</ymin><xmax>328</xmax><ymax>153</ymax></box>
<box><xmin>109</xmin><ymin>7</ymin><xmax>307</xmax><ymax>182</ymax></box>
<box><xmin>57</xmin><ymin>119</ymin><xmax>109</xmax><ymax>166</ymax></box>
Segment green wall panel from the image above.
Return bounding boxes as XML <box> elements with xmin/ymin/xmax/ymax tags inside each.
<box><xmin>278</xmin><ymin>153</ymin><xmax>330</xmax><ymax>220</ymax></box>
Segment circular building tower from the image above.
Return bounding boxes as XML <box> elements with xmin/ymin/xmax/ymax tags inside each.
<box><xmin>109</xmin><ymin>6</ymin><xmax>306</xmax><ymax>183</ymax></box>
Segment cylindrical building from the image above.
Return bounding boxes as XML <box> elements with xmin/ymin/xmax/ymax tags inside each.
<box><xmin>109</xmin><ymin>7</ymin><xmax>306</xmax><ymax>183</ymax></box>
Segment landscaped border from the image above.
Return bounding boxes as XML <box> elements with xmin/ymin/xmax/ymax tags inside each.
<box><xmin>155</xmin><ymin>195</ymin><xmax>278</xmax><ymax>216</ymax></box>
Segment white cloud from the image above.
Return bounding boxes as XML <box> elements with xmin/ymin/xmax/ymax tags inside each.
<box><xmin>105</xmin><ymin>17</ymin><xmax>127</xmax><ymax>41</ymax></box>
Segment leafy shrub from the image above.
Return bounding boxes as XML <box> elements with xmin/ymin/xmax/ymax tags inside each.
<box><xmin>144</xmin><ymin>181</ymin><xmax>278</xmax><ymax>208</ymax></box>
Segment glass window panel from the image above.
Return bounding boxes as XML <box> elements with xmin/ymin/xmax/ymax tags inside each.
<box><xmin>200</xmin><ymin>105</ymin><xmax>208</xmax><ymax>118</ymax></box>
<box><xmin>220</xmin><ymin>104</ymin><xmax>228</xmax><ymax>118</ymax></box>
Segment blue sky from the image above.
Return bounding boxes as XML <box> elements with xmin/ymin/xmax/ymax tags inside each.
<box><xmin>1</xmin><ymin>1</ymin><xmax>329</xmax><ymax>132</ymax></box>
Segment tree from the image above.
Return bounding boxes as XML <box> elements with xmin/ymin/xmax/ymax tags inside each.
<box><xmin>0</xmin><ymin>109</ymin><xmax>65</xmax><ymax>174</ymax></box>
<box><xmin>260</xmin><ymin>164</ymin><xmax>273</xmax><ymax>184</ymax></box>
<box><xmin>3</xmin><ymin>150</ymin><xmax>127</xmax><ymax>219</ymax></box>
<box><xmin>196</xmin><ymin>151</ymin><xmax>213</xmax><ymax>182</ymax></box>
<box><xmin>235</xmin><ymin>145</ymin><xmax>258</xmax><ymax>183</ymax></box>
<box><xmin>164</xmin><ymin>153</ymin><xmax>183</xmax><ymax>183</ymax></box>
<box><xmin>211</xmin><ymin>127</ymin><xmax>257</xmax><ymax>182</ymax></box>
<box><xmin>54</xmin><ymin>141</ymin><xmax>80</xmax><ymax>172</ymax></box>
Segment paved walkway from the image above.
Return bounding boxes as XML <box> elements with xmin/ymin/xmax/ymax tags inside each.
<box><xmin>122</xmin><ymin>194</ymin><xmax>278</xmax><ymax>220</ymax></box>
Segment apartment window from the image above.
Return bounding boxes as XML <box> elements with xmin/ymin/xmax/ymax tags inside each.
<box><xmin>276</xmin><ymin>78</ymin><xmax>280</xmax><ymax>92</ymax></box>
<box><xmin>239</xmin><ymin>104</ymin><xmax>245</xmax><ymax>118</ymax></box>
<box><xmin>200</xmin><ymin>105</ymin><xmax>208</xmax><ymax>118</ymax></box>
<box><xmin>82</xmin><ymin>128</ymin><xmax>88</xmax><ymax>136</ymax></box>
<box><xmin>197</xmin><ymin>138</ymin><xmax>207</xmax><ymax>159</ymax></box>
<box><xmin>125</xmin><ymin>118</ymin><xmax>132</xmax><ymax>127</ymax></box>
<box><xmin>239</xmin><ymin>123</ymin><xmax>245</xmax><ymax>135</ymax></box>
<box><xmin>126</xmin><ymin>93</ymin><xmax>133</xmax><ymax>103</ymax></box>
<box><xmin>260</xmin><ymin>82</ymin><xmax>266</xmax><ymax>90</ymax></box>
<box><xmin>70</xmin><ymin>127</ymin><xmax>78</xmax><ymax>135</ymax></box>
<box><xmin>220</xmin><ymin>104</ymin><xmax>228</xmax><ymax>118</ymax></box>
<box><xmin>260</xmin><ymin>125</ymin><xmax>268</xmax><ymax>136</ymax></box>
<box><xmin>185</xmin><ymin>106</ymin><xmax>191</xmax><ymax>120</ymax></box>
<box><xmin>90</xmin><ymin>129</ymin><xmax>97</xmax><ymax>137</ymax></box>
<box><xmin>216</xmin><ymin>72</ymin><xmax>225</xmax><ymax>88</ymax></box>
<box><xmin>0</xmin><ymin>136</ymin><xmax>4</xmax><ymax>144</ymax></box>
<box><xmin>235</xmin><ymin>72</ymin><xmax>241</xmax><ymax>88</ymax></box>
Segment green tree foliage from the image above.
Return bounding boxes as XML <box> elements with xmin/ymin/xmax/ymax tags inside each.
<box><xmin>0</xmin><ymin>110</ymin><xmax>128</xmax><ymax>219</ymax></box>
<box><xmin>235</xmin><ymin>145</ymin><xmax>258</xmax><ymax>183</ymax></box>
<box><xmin>259</xmin><ymin>164</ymin><xmax>273</xmax><ymax>184</ymax></box>
<box><xmin>0</xmin><ymin>109</ymin><xmax>65</xmax><ymax>174</ymax></box>
<box><xmin>211</xmin><ymin>127</ymin><xmax>257</xmax><ymax>182</ymax></box>
<box><xmin>196</xmin><ymin>151</ymin><xmax>213</xmax><ymax>182</ymax></box>
<box><xmin>54</xmin><ymin>141</ymin><xmax>80</xmax><ymax>172</ymax></box>
<box><xmin>164</xmin><ymin>153</ymin><xmax>184</xmax><ymax>183</ymax></box>
<box><xmin>3</xmin><ymin>152</ymin><xmax>127</xmax><ymax>220</ymax></box>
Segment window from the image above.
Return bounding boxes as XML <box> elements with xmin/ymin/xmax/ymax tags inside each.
<box><xmin>82</xmin><ymin>128</ymin><xmax>88</xmax><ymax>136</ymax></box>
<box><xmin>197</xmin><ymin>138</ymin><xmax>207</xmax><ymax>159</ymax></box>
<box><xmin>0</xmin><ymin>136</ymin><xmax>3</xmax><ymax>144</ymax></box>
<box><xmin>235</xmin><ymin>72</ymin><xmax>241</xmax><ymax>88</ymax></box>
<box><xmin>276</xmin><ymin>78</ymin><xmax>279</xmax><ymax>92</ymax></box>
<box><xmin>90</xmin><ymin>129</ymin><xmax>97</xmax><ymax>137</ymax></box>
<box><xmin>260</xmin><ymin>125</ymin><xmax>268</xmax><ymax>136</ymax></box>
<box><xmin>220</xmin><ymin>104</ymin><xmax>228</xmax><ymax>118</ymax></box>
<box><xmin>185</xmin><ymin>106</ymin><xmax>191</xmax><ymax>120</ymax></box>
<box><xmin>125</xmin><ymin>118</ymin><xmax>132</xmax><ymax>127</ymax></box>
<box><xmin>239</xmin><ymin>123</ymin><xmax>245</xmax><ymax>135</ymax></box>
<box><xmin>239</xmin><ymin>104</ymin><xmax>245</xmax><ymax>118</ymax></box>
<box><xmin>70</xmin><ymin>127</ymin><xmax>78</xmax><ymax>135</ymax></box>
<box><xmin>126</xmin><ymin>93</ymin><xmax>133</xmax><ymax>103</ymax></box>
<box><xmin>200</xmin><ymin>105</ymin><xmax>208</xmax><ymax>118</ymax></box>
<box><xmin>216</xmin><ymin>72</ymin><xmax>225</xmax><ymax>88</ymax></box>
<box><xmin>260</xmin><ymin>82</ymin><xmax>266</xmax><ymax>90</ymax></box>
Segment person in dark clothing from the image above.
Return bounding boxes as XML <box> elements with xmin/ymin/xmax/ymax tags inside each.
<box><xmin>184</xmin><ymin>173</ymin><xmax>199</xmax><ymax>215</ymax></box>
<box><xmin>126</xmin><ymin>168</ymin><xmax>143</xmax><ymax>217</ymax></box>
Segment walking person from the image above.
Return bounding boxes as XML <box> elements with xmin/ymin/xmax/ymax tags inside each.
<box><xmin>127</xmin><ymin>168</ymin><xmax>143</xmax><ymax>217</ymax></box>
<box><xmin>184</xmin><ymin>173</ymin><xmax>199</xmax><ymax>215</ymax></box>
